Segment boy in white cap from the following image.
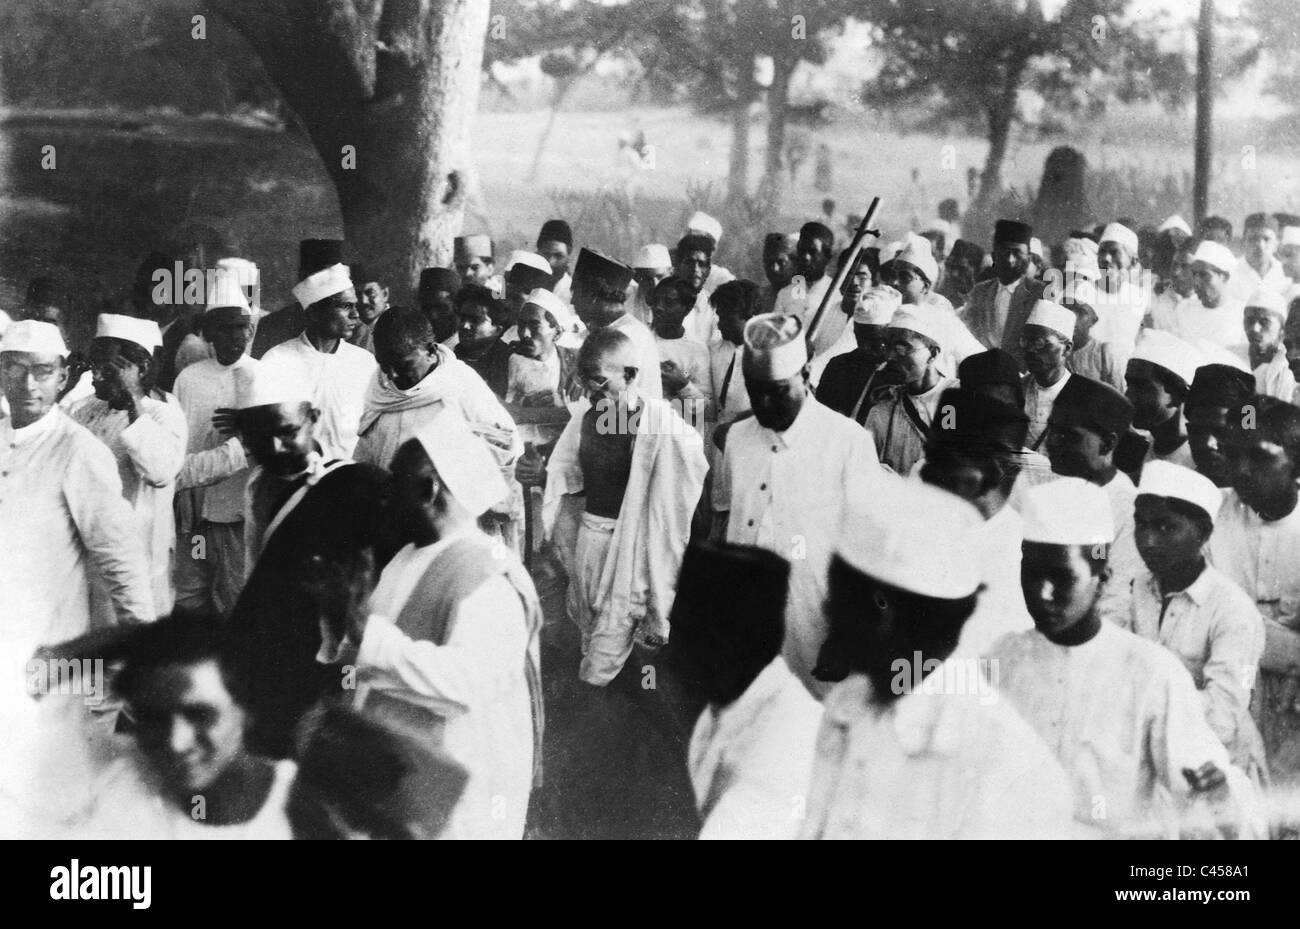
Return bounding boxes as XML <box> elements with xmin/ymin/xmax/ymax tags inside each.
<box><xmin>226</xmin><ymin>363</ymin><xmax>394</xmax><ymax>758</ymax></box>
<box><xmin>539</xmin><ymin>327</ymin><xmax>708</xmax><ymax>685</ymax></box>
<box><xmin>1019</xmin><ymin>299</ymin><xmax>1076</xmax><ymax>451</ymax></box>
<box><xmin>1209</xmin><ymin>396</ymin><xmax>1300</xmax><ymax>792</ymax></box>
<box><xmin>988</xmin><ymin>478</ymin><xmax>1265</xmax><ymax>838</ymax></box>
<box><xmin>882</xmin><ymin>232</ymin><xmax>984</xmax><ymax>375</ymax></box>
<box><xmin>172</xmin><ymin>271</ymin><xmax>260</xmax><ymax>618</ymax></box>
<box><xmin>720</xmin><ymin>312</ymin><xmax>881</xmax><ymax>695</ymax></box>
<box><xmin>69</xmin><ymin>314</ymin><xmax>186</xmax><ymax>617</ymax></box>
<box><xmin>1095</xmin><ymin>221</ymin><xmax>1150</xmax><ymax>352</ymax></box>
<box><xmin>1244</xmin><ymin>287</ymin><xmax>1295</xmax><ymax>401</ymax></box>
<box><xmin>865</xmin><ymin>305</ymin><xmax>958</xmax><ymax>475</ymax></box>
<box><xmin>1125</xmin><ymin>328</ymin><xmax>1202</xmax><ymax>468</ymax></box>
<box><xmin>261</xmin><ymin>262</ymin><xmax>378</xmax><ymax>459</ymax></box>
<box><xmin>1122</xmin><ymin>461</ymin><xmax>1266</xmax><ymax>781</ymax></box>
<box><xmin>629</xmin><ymin>243</ymin><xmax>672</xmax><ymax>326</ymax></box>
<box><xmin>801</xmin><ymin>479</ymin><xmax>1073</xmax><ymax>839</ymax></box>
<box><xmin>346</xmin><ymin>412</ymin><xmax>542</xmax><ymax>840</ymax></box>
<box><xmin>0</xmin><ymin>320</ymin><xmax>155</xmax><ymax>647</ymax></box>
<box><xmin>1164</xmin><ymin>241</ymin><xmax>1248</xmax><ymax>358</ymax></box>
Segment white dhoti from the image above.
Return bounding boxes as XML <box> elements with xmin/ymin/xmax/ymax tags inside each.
<box><xmin>567</xmin><ymin>513</ymin><xmax>647</xmax><ymax>681</ymax></box>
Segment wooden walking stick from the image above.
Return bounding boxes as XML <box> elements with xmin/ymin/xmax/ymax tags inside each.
<box><xmin>804</xmin><ymin>196</ymin><xmax>883</xmax><ymax>352</ymax></box>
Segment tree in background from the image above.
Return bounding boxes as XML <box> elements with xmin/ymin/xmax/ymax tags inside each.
<box><xmin>858</xmin><ymin>0</ymin><xmax>1191</xmax><ymax>230</ymax></box>
<box><xmin>206</xmin><ymin>0</ymin><xmax>491</xmax><ymax>296</ymax></box>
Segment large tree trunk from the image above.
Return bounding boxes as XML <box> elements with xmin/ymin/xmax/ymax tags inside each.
<box><xmin>973</xmin><ymin>59</ymin><xmax>1026</xmax><ymax>215</ymax></box>
<box><xmin>761</xmin><ymin>52</ymin><xmax>793</xmax><ymax>209</ymax></box>
<box><xmin>727</xmin><ymin>95</ymin><xmax>750</xmax><ymax>204</ymax></box>
<box><xmin>209</xmin><ymin>0</ymin><xmax>489</xmax><ymax>301</ymax></box>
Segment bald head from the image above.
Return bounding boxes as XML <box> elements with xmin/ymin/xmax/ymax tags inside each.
<box><xmin>577</xmin><ymin>327</ymin><xmax>638</xmax><ymax>402</ymax></box>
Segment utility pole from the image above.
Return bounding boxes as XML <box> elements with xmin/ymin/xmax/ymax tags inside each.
<box><xmin>1193</xmin><ymin>0</ymin><xmax>1214</xmax><ymax>226</ymax></box>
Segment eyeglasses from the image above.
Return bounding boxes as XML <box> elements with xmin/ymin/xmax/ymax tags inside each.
<box><xmin>888</xmin><ymin>341</ymin><xmax>924</xmax><ymax>358</ymax></box>
<box><xmin>1</xmin><ymin>360</ymin><xmax>60</xmax><ymax>382</ymax></box>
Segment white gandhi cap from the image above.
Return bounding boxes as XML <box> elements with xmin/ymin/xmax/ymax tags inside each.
<box><xmin>413</xmin><ymin>410</ymin><xmax>509</xmax><ymax>518</ymax></box>
<box><xmin>743</xmin><ymin>313</ymin><xmax>807</xmax><ymax>381</ymax></box>
<box><xmin>1099</xmin><ymin>222</ymin><xmax>1139</xmax><ymax>255</ymax></box>
<box><xmin>1137</xmin><ymin>460</ymin><xmax>1223</xmax><ymax>526</ymax></box>
<box><xmin>1190</xmin><ymin>241</ymin><xmax>1235</xmax><ymax>277</ymax></box>
<box><xmin>1020</xmin><ymin>477</ymin><xmax>1114</xmax><ymax>546</ymax></box>
<box><xmin>293</xmin><ymin>263</ymin><xmax>353</xmax><ymax>310</ymax></box>
<box><xmin>633</xmin><ymin>244</ymin><xmax>671</xmax><ymax>269</ymax></box>
<box><xmin>1</xmin><ymin>320</ymin><xmax>68</xmax><ymax>357</ymax></box>
<box><xmin>1129</xmin><ymin>328</ymin><xmax>1203</xmax><ymax>388</ymax></box>
<box><xmin>94</xmin><ymin>314</ymin><xmax>162</xmax><ymax>352</ymax></box>
<box><xmin>687</xmin><ymin>211</ymin><xmax>723</xmax><ymax>244</ymax></box>
<box><xmin>233</xmin><ymin>360</ymin><xmax>311</xmax><ymax>411</ymax></box>
<box><xmin>853</xmin><ymin>286</ymin><xmax>902</xmax><ymax>325</ymax></box>
<box><xmin>835</xmin><ymin>476</ymin><xmax>983</xmax><ymax>599</ymax></box>
<box><xmin>1024</xmin><ymin>299</ymin><xmax>1076</xmax><ymax>341</ymax></box>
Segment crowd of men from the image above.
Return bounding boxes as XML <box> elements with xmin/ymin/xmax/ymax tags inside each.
<box><xmin>4</xmin><ymin>199</ymin><xmax>1300</xmax><ymax>839</ymax></box>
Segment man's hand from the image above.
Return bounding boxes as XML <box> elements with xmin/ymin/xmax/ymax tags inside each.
<box><xmin>101</xmin><ymin>356</ymin><xmax>147</xmax><ymax>415</ymax></box>
<box><xmin>660</xmin><ymin>359</ymin><xmax>690</xmax><ymax>397</ymax></box>
<box><xmin>515</xmin><ymin>443</ymin><xmax>547</xmax><ymax>487</ymax></box>
<box><xmin>212</xmin><ymin>407</ymin><xmax>240</xmax><ymax>438</ymax></box>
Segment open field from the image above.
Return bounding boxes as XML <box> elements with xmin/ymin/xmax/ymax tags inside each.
<box><xmin>3</xmin><ymin>103</ymin><xmax>1299</xmax><ymax>333</ymax></box>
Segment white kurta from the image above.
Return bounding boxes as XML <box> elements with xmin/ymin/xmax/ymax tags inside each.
<box><xmin>1096</xmin><ymin>470</ymin><xmax>1142</xmax><ymax>627</ymax></box>
<box><xmin>69</xmin><ymin>395</ymin><xmax>187</xmax><ymax>616</ymax></box>
<box><xmin>356</xmin><ymin>533</ymin><xmax>536</xmax><ymax>840</ymax></box>
<box><xmin>1227</xmin><ymin>255</ymin><xmax>1288</xmax><ymax>307</ymax></box>
<box><xmin>1253</xmin><ymin>350</ymin><xmax>1297</xmax><ymax>402</ymax></box>
<box><xmin>261</xmin><ymin>334</ymin><xmax>378</xmax><ymax>460</ymax></box>
<box><xmin>682</xmin><ymin>290</ymin><xmax>720</xmax><ymax>347</ymax></box>
<box><xmin>67</xmin><ymin>756</ymin><xmax>296</xmax><ymax>839</ymax></box>
<box><xmin>1121</xmin><ymin>565</ymin><xmax>1265</xmax><ymax>772</ymax></box>
<box><xmin>952</xmin><ymin>503</ymin><xmax>1034</xmax><ymax>658</ymax></box>
<box><xmin>0</xmin><ymin>406</ymin><xmax>154</xmax><ymax>647</ymax></box>
<box><xmin>174</xmin><ymin>355</ymin><xmax>257</xmax><ymax>522</ymax></box>
<box><xmin>722</xmin><ymin>398</ymin><xmax>881</xmax><ymax>696</ymax></box>
<box><xmin>799</xmin><ymin>670</ymin><xmax>1074</xmax><ymax>839</ymax></box>
<box><xmin>988</xmin><ymin>623</ymin><xmax>1263</xmax><ymax>838</ymax></box>
<box><xmin>1208</xmin><ymin>489</ymin><xmax>1300</xmax><ymax>780</ymax></box>
<box><xmin>1163</xmin><ymin>295</ymin><xmax>1248</xmax><ymax>360</ymax></box>
<box><xmin>688</xmin><ymin>656</ymin><xmax>822</xmax><ymax>839</ymax></box>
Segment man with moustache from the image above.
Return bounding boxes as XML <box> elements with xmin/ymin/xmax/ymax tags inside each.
<box><xmin>569</xmin><ymin>248</ymin><xmax>662</xmax><ymax>401</ymax></box>
<box><xmin>774</xmin><ymin>222</ymin><xmax>840</xmax><ymax>357</ymax></box>
<box><xmin>675</xmin><ymin>233</ymin><xmax>722</xmax><ymax>346</ymax></box>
